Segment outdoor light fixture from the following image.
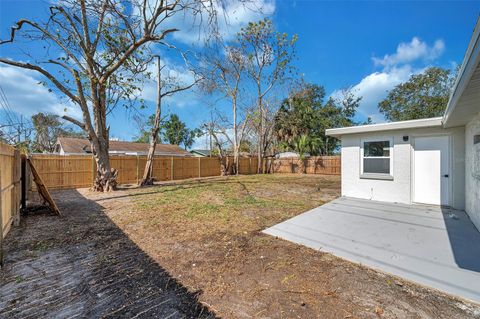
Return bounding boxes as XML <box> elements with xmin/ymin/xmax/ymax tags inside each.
<box><xmin>403</xmin><ymin>136</ymin><xmax>409</xmax><ymax>142</ymax></box>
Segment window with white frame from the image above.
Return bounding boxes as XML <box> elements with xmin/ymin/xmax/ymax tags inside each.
<box><xmin>361</xmin><ymin>139</ymin><xmax>392</xmax><ymax>175</ymax></box>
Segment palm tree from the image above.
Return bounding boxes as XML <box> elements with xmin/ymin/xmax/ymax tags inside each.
<box><xmin>294</xmin><ymin>135</ymin><xmax>310</xmax><ymax>174</ymax></box>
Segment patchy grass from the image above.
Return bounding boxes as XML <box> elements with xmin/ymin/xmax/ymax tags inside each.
<box><xmin>130</xmin><ymin>174</ymin><xmax>335</xmax><ymax>229</ymax></box>
<box><xmin>98</xmin><ymin>174</ymin><xmax>478</xmax><ymax>319</ymax></box>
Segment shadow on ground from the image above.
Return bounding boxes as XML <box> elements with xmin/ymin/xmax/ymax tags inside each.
<box><xmin>0</xmin><ymin>189</ymin><xmax>218</xmax><ymax>318</ymax></box>
<box><xmin>442</xmin><ymin>206</ymin><xmax>480</xmax><ymax>273</ymax></box>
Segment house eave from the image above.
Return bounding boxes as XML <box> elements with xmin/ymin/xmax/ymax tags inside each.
<box><xmin>325</xmin><ymin>117</ymin><xmax>443</xmax><ymax>138</ymax></box>
<box><xmin>443</xmin><ymin>16</ymin><xmax>480</xmax><ymax>128</ymax></box>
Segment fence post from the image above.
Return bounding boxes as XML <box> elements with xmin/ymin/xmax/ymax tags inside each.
<box><xmin>136</xmin><ymin>155</ymin><xmax>140</xmax><ymax>184</ymax></box>
<box><xmin>171</xmin><ymin>157</ymin><xmax>174</xmax><ymax>180</ymax></box>
<box><xmin>198</xmin><ymin>157</ymin><xmax>201</xmax><ymax>178</ymax></box>
<box><xmin>21</xmin><ymin>155</ymin><xmax>26</xmax><ymax>211</ymax></box>
<box><xmin>91</xmin><ymin>156</ymin><xmax>95</xmax><ymax>185</ymax></box>
<box><xmin>13</xmin><ymin>150</ymin><xmax>20</xmax><ymax>227</ymax></box>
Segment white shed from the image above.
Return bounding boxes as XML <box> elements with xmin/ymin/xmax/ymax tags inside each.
<box><xmin>327</xmin><ymin>118</ymin><xmax>465</xmax><ymax>208</ymax></box>
<box><xmin>327</xmin><ymin>18</ymin><xmax>480</xmax><ymax>231</ymax></box>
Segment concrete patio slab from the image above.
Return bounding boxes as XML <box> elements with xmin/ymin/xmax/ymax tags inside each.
<box><xmin>263</xmin><ymin>197</ymin><xmax>480</xmax><ymax>303</ymax></box>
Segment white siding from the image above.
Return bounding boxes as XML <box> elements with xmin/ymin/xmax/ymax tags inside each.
<box><xmin>465</xmin><ymin>113</ymin><xmax>480</xmax><ymax>231</ymax></box>
<box><xmin>341</xmin><ymin>126</ymin><xmax>465</xmax><ymax>210</ymax></box>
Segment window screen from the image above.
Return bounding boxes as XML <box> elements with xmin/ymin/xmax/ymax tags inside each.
<box><xmin>363</xmin><ymin>141</ymin><xmax>390</xmax><ymax>174</ymax></box>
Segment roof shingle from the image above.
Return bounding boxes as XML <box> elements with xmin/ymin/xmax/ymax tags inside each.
<box><xmin>57</xmin><ymin>137</ymin><xmax>191</xmax><ymax>156</ymax></box>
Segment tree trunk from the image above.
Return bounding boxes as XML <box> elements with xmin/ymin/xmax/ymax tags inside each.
<box><xmin>140</xmin><ymin>128</ymin><xmax>159</xmax><ymax>186</ymax></box>
<box><xmin>92</xmin><ymin>142</ymin><xmax>117</xmax><ymax>191</ymax></box>
<box><xmin>140</xmin><ymin>56</ymin><xmax>162</xmax><ymax>186</ymax></box>
<box><xmin>91</xmin><ymin>85</ymin><xmax>117</xmax><ymax>192</ymax></box>
<box><xmin>219</xmin><ymin>154</ymin><xmax>230</xmax><ymax>176</ymax></box>
<box><xmin>234</xmin><ymin>147</ymin><xmax>239</xmax><ymax>175</ymax></box>
<box><xmin>298</xmin><ymin>158</ymin><xmax>306</xmax><ymax>174</ymax></box>
<box><xmin>233</xmin><ymin>96</ymin><xmax>239</xmax><ymax>175</ymax></box>
<box><xmin>257</xmin><ymin>93</ymin><xmax>264</xmax><ymax>174</ymax></box>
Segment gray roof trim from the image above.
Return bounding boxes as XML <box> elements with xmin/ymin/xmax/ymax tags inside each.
<box><xmin>325</xmin><ymin>117</ymin><xmax>443</xmax><ymax>137</ymax></box>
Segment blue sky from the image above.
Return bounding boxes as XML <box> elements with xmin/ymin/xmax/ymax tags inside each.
<box><xmin>0</xmin><ymin>0</ymin><xmax>479</xmax><ymax>147</ymax></box>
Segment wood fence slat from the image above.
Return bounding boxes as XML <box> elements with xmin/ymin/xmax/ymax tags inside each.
<box><xmin>27</xmin><ymin>154</ymin><xmax>340</xmax><ymax>190</ymax></box>
<box><xmin>0</xmin><ymin>142</ymin><xmax>21</xmax><ymax>248</ymax></box>
<box><xmin>269</xmin><ymin>156</ymin><xmax>341</xmax><ymax>175</ymax></box>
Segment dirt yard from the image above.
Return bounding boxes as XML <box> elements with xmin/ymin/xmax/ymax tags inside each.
<box><xmin>1</xmin><ymin>174</ymin><xmax>480</xmax><ymax>318</ymax></box>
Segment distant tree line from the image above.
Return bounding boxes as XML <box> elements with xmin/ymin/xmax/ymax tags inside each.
<box><xmin>134</xmin><ymin>113</ymin><xmax>202</xmax><ymax>150</ymax></box>
<box><xmin>378</xmin><ymin>67</ymin><xmax>455</xmax><ymax>121</ymax></box>
<box><xmin>273</xmin><ymin>83</ymin><xmax>362</xmax><ymax>156</ymax></box>
<box><xmin>0</xmin><ymin>112</ymin><xmax>85</xmax><ymax>153</ymax></box>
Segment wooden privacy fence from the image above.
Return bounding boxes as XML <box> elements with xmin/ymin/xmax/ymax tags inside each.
<box><xmin>30</xmin><ymin>155</ymin><xmax>260</xmax><ymax>190</ymax></box>
<box><xmin>29</xmin><ymin>154</ymin><xmax>340</xmax><ymax>190</ymax></box>
<box><xmin>267</xmin><ymin>156</ymin><xmax>341</xmax><ymax>175</ymax></box>
<box><xmin>0</xmin><ymin>143</ymin><xmax>21</xmax><ymax>246</ymax></box>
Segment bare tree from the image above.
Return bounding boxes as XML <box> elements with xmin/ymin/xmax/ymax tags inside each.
<box><xmin>247</xmin><ymin>97</ymin><xmax>276</xmax><ymax>158</ymax></box>
<box><xmin>0</xmin><ymin>0</ymin><xmax>215</xmax><ymax>191</ymax></box>
<box><xmin>31</xmin><ymin>112</ymin><xmax>85</xmax><ymax>153</ymax></box>
<box><xmin>0</xmin><ymin>87</ymin><xmax>33</xmax><ymax>150</ymax></box>
<box><xmin>139</xmin><ymin>52</ymin><xmax>200</xmax><ymax>186</ymax></box>
<box><xmin>0</xmin><ymin>119</ymin><xmax>33</xmax><ymax>151</ymax></box>
<box><xmin>201</xmin><ymin>45</ymin><xmax>250</xmax><ymax>174</ymax></box>
<box><xmin>200</xmin><ymin>109</ymin><xmax>250</xmax><ymax>175</ymax></box>
<box><xmin>237</xmin><ymin>18</ymin><xmax>297</xmax><ymax>173</ymax></box>
<box><xmin>210</xmin><ymin>127</ymin><xmax>231</xmax><ymax>176</ymax></box>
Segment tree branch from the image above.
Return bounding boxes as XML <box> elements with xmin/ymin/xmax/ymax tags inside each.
<box><xmin>0</xmin><ymin>19</ymin><xmax>22</xmax><ymax>44</ymax></box>
<box><xmin>62</xmin><ymin>115</ymin><xmax>85</xmax><ymax>130</ymax></box>
<box><xmin>50</xmin><ymin>6</ymin><xmax>86</xmax><ymax>53</ymax></box>
<box><xmin>101</xmin><ymin>28</ymin><xmax>177</xmax><ymax>83</ymax></box>
<box><xmin>79</xmin><ymin>0</ymin><xmax>92</xmax><ymax>50</ymax></box>
<box><xmin>91</xmin><ymin>0</ymin><xmax>108</xmax><ymax>55</ymax></box>
<box><xmin>0</xmin><ymin>19</ymin><xmax>86</xmax><ymax>72</ymax></box>
<box><xmin>161</xmin><ymin>77</ymin><xmax>201</xmax><ymax>98</ymax></box>
<box><xmin>147</xmin><ymin>0</ymin><xmax>179</xmax><ymax>34</ymax></box>
<box><xmin>0</xmin><ymin>58</ymin><xmax>80</xmax><ymax>104</ymax></box>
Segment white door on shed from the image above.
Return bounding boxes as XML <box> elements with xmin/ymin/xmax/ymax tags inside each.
<box><xmin>413</xmin><ymin>136</ymin><xmax>450</xmax><ymax>206</ymax></box>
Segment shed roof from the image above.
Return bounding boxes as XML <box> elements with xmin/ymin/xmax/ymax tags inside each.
<box><xmin>56</xmin><ymin>137</ymin><xmax>191</xmax><ymax>156</ymax></box>
<box><xmin>190</xmin><ymin>149</ymin><xmax>212</xmax><ymax>156</ymax></box>
<box><xmin>325</xmin><ymin>117</ymin><xmax>443</xmax><ymax>138</ymax></box>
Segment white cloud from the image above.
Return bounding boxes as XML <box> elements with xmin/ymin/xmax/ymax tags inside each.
<box><xmin>163</xmin><ymin>0</ymin><xmax>275</xmax><ymax>45</ymax></box>
<box><xmin>347</xmin><ymin>65</ymin><xmax>414</xmax><ymax>121</ymax></box>
<box><xmin>190</xmin><ymin>135</ymin><xmax>209</xmax><ymax>150</ymax></box>
<box><xmin>332</xmin><ymin>37</ymin><xmax>446</xmax><ymax>122</ymax></box>
<box><xmin>0</xmin><ymin>65</ymin><xmax>82</xmax><ymax>120</ymax></box>
<box><xmin>372</xmin><ymin>37</ymin><xmax>445</xmax><ymax>68</ymax></box>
